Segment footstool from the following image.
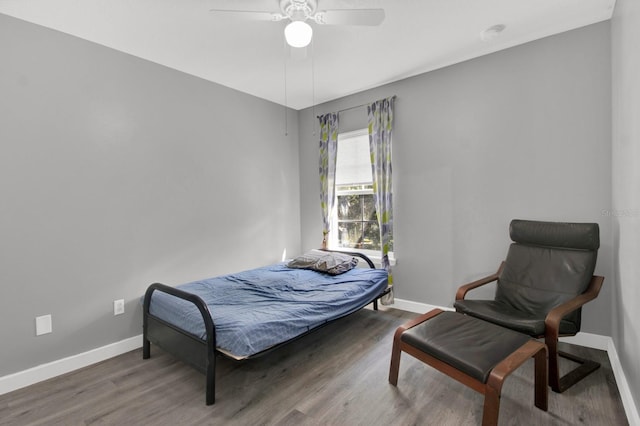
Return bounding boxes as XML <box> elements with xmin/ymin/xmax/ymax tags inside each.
<box><xmin>389</xmin><ymin>309</ymin><xmax>548</xmax><ymax>426</ymax></box>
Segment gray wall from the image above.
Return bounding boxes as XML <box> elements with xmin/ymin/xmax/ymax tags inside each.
<box><xmin>0</xmin><ymin>14</ymin><xmax>300</xmax><ymax>376</ymax></box>
<box><xmin>612</xmin><ymin>0</ymin><xmax>640</xmax><ymax>411</ymax></box>
<box><xmin>299</xmin><ymin>23</ymin><xmax>613</xmax><ymax>336</ymax></box>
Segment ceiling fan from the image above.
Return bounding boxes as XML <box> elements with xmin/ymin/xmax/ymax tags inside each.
<box><xmin>210</xmin><ymin>0</ymin><xmax>386</xmax><ymax>48</ymax></box>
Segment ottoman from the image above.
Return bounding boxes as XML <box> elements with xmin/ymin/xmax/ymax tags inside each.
<box><xmin>389</xmin><ymin>309</ymin><xmax>548</xmax><ymax>426</ymax></box>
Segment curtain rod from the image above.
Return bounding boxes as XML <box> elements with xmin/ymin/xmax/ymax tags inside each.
<box><xmin>316</xmin><ymin>95</ymin><xmax>396</xmax><ymax>119</ymax></box>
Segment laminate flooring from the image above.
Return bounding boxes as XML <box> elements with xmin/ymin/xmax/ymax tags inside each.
<box><xmin>0</xmin><ymin>307</ymin><xmax>629</xmax><ymax>425</ymax></box>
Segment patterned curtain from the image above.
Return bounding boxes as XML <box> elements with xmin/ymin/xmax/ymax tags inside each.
<box><xmin>318</xmin><ymin>113</ymin><xmax>339</xmax><ymax>249</ymax></box>
<box><xmin>368</xmin><ymin>97</ymin><xmax>395</xmax><ymax>304</ymax></box>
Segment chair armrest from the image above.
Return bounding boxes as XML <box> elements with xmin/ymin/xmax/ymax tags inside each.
<box><xmin>455</xmin><ymin>262</ymin><xmax>505</xmax><ymax>300</ymax></box>
<box><xmin>544</xmin><ymin>275</ymin><xmax>605</xmax><ymax>337</ymax></box>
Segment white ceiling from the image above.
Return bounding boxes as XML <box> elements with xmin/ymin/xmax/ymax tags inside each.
<box><xmin>0</xmin><ymin>0</ymin><xmax>616</xmax><ymax>110</ymax></box>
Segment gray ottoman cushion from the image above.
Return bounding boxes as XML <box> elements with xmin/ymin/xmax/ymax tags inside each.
<box><xmin>401</xmin><ymin>311</ymin><xmax>531</xmax><ymax>383</ymax></box>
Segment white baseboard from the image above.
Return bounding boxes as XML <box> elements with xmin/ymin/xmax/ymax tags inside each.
<box><xmin>0</xmin><ymin>334</ymin><xmax>142</xmax><ymax>396</ymax></box>
<box><xmin>389</xmin><ymin>297</ymin><xmax>454</xmax><ymax>314</ymax></box>
<box><xmin>558</xmin><ymin>331</ymin><xmax>611</xmax><ymax>351</ymax></box>
<box><xmin>606</xmin><ymin>338</ymin><xmax>640</xmax><ymax>426</ymax></box>
<box><xmin>390</xmin><ymin>298</ymin><xmax>639</xmax><ymax>425</ymax></box>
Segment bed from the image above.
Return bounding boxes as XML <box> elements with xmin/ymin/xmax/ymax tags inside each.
<box><xmin>142</xmin><ymin>249</ymin><xmax>390</xmax><ymax>405</ymax></box>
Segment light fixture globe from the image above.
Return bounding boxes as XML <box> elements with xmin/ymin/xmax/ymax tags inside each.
<box><xmin>284</xmin><ymin>20</ymin><xmax>313</xmax><ymax>48</ymax></box>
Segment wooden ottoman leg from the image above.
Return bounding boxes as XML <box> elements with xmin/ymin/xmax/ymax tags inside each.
<box><xmin>482</xmin><ymin>385</ymin><xmax>500</xmax><ymax>426</ymax></box>
<box><xmin>484</xmin><ymin>340</ymin><xmax>548</xmax><ymax>425</ymax></box>
<box><xmin>389</xmin><ymin>309</ymin><xmax>444</xmax><ymax>386</ymax></box>
<box><xmin>389</xmin><ymin>328</ymin><xmax>403</xmax><ymax>386</ymax></box>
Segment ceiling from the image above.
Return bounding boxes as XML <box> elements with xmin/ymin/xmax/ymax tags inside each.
<box><xmin>0</xmin><ymin>0</ymin><xmax>616</xmax><ymax>110</ymax></box>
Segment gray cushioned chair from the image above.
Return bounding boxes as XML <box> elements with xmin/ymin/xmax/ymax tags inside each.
<box><xmin>454</xmin><ymin>219</ymin><xmax>605</xmax><ymax>393</ymax></box>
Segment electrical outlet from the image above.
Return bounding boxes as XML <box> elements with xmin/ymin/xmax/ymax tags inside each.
<box><xmin>113</xmin><ymin>299</ymin><xmax>125</xmax><ymax>316</ymax></box>
<box><xmin>36</xmin><ymin>314</ymin><xmax>52</xmax><ymax>336</ymax></box>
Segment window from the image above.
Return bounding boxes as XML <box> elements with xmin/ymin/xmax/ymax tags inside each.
<box><xmin>330</xmin><ymin>129</ymin><xmax>393</xmax><ymax>257</ymax></box>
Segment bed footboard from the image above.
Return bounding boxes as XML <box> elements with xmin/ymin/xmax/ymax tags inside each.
<box><xmin>143</xmin><ymin>283</ymin><xmax>217</xmax><ymax>405</ymax></box>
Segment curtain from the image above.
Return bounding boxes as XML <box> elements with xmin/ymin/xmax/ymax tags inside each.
<box><xmin>368</xmin><ymin>97</ymin><xmax>395</xmax><ymax>304</ymax></box>
<box><xmin>318</xmin><ymin>112</ymin><xmax>339</xmax><ymax>248</ymax></box>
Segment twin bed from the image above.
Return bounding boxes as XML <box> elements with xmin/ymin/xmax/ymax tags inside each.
<box><xmin>142</xmin><ymin>249</ymin><xmax>390</xmax><ymax>405</ymax></box>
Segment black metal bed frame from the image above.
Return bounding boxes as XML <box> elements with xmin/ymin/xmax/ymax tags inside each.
<box><xmin>142</xmin><ymin>250</ymin><xmax>390</xmax><ymax>405</ymax></box>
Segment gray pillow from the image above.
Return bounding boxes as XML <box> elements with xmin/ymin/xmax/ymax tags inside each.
<box><xmin>287</xmin><ymin>250</ymin><xmax>359</xmax><ymax>275</ymax></box>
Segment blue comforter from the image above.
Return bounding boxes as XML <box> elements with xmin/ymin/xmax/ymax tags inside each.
<box><xmin>148</xmin><ymin>263</ymin><xmax>388</xmax><ymax>359</ymax></box>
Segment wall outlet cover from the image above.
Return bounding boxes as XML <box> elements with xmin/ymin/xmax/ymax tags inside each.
<box><xmin>114</xmin><ymin>299</ymin><xmax>125</xmax><ymax>316</ymax></box>
<box><xmin>36</xmin><ymin>314</ymin><xmax>52</xmax><ymax>336</ymax></box>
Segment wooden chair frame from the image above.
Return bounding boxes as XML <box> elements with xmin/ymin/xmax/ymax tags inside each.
<box><xmin>389</xmin><ymin>309</ymin><xmax>548</xmax><ymax>426</ymax></box>
<box><xmin>455</xmin><ymin>262</ymin><xmax>605</xmax><ymax>393</ymax></box>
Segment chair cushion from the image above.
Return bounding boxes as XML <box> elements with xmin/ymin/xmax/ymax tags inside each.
<box><xmin>401</xmin><ymin>311</ymin><xmax>531</xmax><ymax>383</ymax></box>
<box><xmin>510</xmin><ymin>219</ymin><xmax>599</xmax><ymax>250</ymax></box>
<box><xmin>453</xmin><ymin>299</ymin><xmax>579</xmax><ymax>336</ymax></box>
<box><xmin>495</xmin><ymin>243</ymin><xmax>595</xmax><ymax>329</ymax></box>
<box><xmin>454</xmin><ymin>299</ymin><xmax>546</xmax><ymax>335</ymax></box>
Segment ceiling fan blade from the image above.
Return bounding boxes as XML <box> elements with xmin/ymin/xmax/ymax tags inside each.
<box><xmin>209</xmin><ymin>9</ymin><xmax>286</xmax><ymax>22</ymax></box>
<box><xmin>313</xmin><ymin>9</ymin><xmax>385</xmax><ymax>26</ymax></box>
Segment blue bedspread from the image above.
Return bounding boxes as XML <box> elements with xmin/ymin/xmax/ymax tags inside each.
<box><xmin>148</xmin><ymin>263</ymin><xmax>388</xmax><ymax>359</ymax></box>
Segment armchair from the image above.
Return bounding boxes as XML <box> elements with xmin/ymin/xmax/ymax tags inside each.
<box><xmin>454</xmin><ymin>219</ymin><xmax>604</xmax><ymax>393</ymax></box>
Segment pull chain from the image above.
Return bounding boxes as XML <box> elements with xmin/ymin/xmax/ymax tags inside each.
<box><xmin>311</xmin><ymin>38</ymin><xmax>316</xmax><ymax>136</ymax></box>
<box><xmin>283</xmin><ymin>39</ymin><xmax>289</xmax><ymax>136</ymax></box>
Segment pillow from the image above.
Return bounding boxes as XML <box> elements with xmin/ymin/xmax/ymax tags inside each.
<box><xmin>287</xmin><ymin>250</ymin><xmax>359</xmax><ymax>275</ymax></box>
<box><xmin>313</xmin><ymin>252</ymin><xmax>360</xmax><ymax>275</ymax></box>
<box><xmin>286</xmin><ymin>249</ymin><xmax>326</xmax><ymax>269</ymax></box>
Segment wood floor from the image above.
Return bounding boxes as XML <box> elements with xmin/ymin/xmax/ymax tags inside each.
<box><xmin>0</xmin><ymin>307</ymin><xmax>629</xmax><ymax>425</ymax></box>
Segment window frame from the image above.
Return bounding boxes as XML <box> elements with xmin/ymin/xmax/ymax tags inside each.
<box><xmin>328</xmin><ymin>129</ymin><xmax>395</xmax><ymax>265</ymax></box>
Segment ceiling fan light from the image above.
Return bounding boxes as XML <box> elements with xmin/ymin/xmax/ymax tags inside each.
<box><xmin>284</xmin><ymin>21</ymin><xmax>313</xmax><ymax>48</ymax></box>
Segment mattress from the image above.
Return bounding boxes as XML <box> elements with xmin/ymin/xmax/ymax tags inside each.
<box><xmin>148</xmin><ymin>262</ymin><xmax>388</xmax><ymax>359</ymax></box>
